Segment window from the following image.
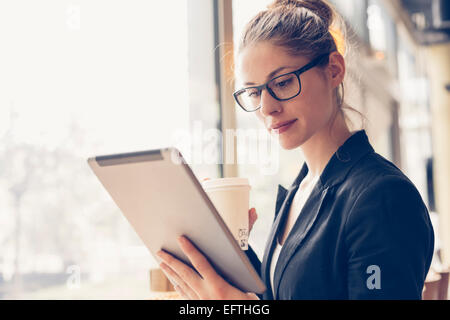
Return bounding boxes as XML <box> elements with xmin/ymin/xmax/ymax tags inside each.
<box><xmin>331</xmin><ymin>0</ymin><xmax>370</xmax><ymax>43</ymax></box>
<box><xmin>0</xmin><ymin>0</ymin><xmax>220</xmax><ymax>299</ymax></box>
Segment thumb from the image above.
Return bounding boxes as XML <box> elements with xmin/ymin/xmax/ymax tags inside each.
<box><xmin>249</xmin><ymin>208</ymin><xmax>258</xmax><ymax>233</ymax></box>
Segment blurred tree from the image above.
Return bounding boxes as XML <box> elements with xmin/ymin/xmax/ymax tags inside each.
<box><xmin>0</xmin><ymin>109</ymin><xmax>123</xmax><ymax>296</ymax></box>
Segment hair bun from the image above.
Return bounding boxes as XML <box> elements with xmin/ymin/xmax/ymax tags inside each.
<box><xmin>267</xmin><ymin>0</ymin><xmax>334</xmax><ymax>29</ymax></box>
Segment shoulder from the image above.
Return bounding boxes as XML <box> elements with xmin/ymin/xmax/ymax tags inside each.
<box><xmin>341</xmin><ymin>151</ymin><xmax>421</xmax><ymax>203</ymax></box>
<box><xmin>333</xmin><ymin>151</ymin><xmax>431</xmax><ymax>227</ymax></box>
<box><xmin>340</xmin><ymin>151</ymin><xmax>431</xmax><ymax>231</ymax></box>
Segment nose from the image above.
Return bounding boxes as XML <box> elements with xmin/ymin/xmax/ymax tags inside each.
<box><xmin>259</xmin><ymin>89</ymin><xmax>281</xmax><ymax>117</ymax></box>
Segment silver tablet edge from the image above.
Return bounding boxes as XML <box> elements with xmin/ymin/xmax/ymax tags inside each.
<box><xmin>162</xmin><ymin>147</ymin><xmax>266</xmax><ymax>294</ymax></box>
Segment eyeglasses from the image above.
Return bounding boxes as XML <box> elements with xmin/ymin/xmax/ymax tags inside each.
<box><xmin>233</xmin><ymin>52</ymin><xmax>331</xmax><ymax>112</ymax></box>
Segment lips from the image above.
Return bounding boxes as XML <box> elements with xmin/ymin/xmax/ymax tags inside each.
<box><xmin>270</xmin><ymin>119</ymin><xmax>297</xmax><ymax>130</ymax></box>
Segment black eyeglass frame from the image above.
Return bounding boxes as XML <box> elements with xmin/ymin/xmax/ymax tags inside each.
<box><xmin>233</xmin><ymin>52</ymin><xmax>332</xmax><ymax>112</ymax></box>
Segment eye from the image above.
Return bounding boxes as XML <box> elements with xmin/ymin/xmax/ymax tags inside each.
<box><xmin>275</xmin><ymin>78</ymin><xmax>292</xmax><ymax>88</ymax></box>
<box><xmin>247</xmin><ymin>88</ymin><xmax>260</xmax><ymax>98</ymax></box>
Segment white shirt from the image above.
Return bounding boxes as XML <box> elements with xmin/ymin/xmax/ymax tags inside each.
<box><xmin>269</xmin><ymin>175</ymin><xmax>320</xmax><ymax>297</ymax></box>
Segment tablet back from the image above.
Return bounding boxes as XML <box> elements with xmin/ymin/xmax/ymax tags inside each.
<box><xmin>87</xmin><ymin>147</ymin><xmax>266</xmax><ymax>294</ymax></box>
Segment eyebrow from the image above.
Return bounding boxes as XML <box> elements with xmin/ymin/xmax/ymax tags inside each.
<box><xmin>243</xmin><ymin>65</ymin><xmax>295</xmax><ymax>86</ymax></box>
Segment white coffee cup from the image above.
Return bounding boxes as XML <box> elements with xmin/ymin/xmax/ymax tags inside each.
<box><xmin>201</xmin><ymin>177</ymin><xmax>250</xmax><ymax>250</ymax></box>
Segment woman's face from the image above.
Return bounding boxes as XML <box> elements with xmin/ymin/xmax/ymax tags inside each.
<box><xmin>236</xmin><ymin>41</ymin><xmax>342</xmax><ymax>150</ymax></box>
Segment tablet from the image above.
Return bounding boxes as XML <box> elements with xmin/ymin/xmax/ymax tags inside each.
<box><xmin>87</xmin><ymin>147</ymin><xmax>266</xmax><ymax>294</ymax></box>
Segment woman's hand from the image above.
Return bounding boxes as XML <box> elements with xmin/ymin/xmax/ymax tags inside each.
<box><xmin>248</xmin><ymin>207</ymin><xmax>257</xmax><ymax>235</ymax></box>
<box><xmin>156</xmin><ymin>235</ymin><xmax>260</xmax><ymax>300</ymax></box>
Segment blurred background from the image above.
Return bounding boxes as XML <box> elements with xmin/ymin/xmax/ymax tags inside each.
<box><xmin>0</xmin><ymin>0</ymin><xmax>449</xmax><ymax>299</ymax></box>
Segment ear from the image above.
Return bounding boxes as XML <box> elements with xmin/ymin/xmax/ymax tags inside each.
<box><xmin>327</xmin><ymin>51</ymin><xmax>345</xmax><ymax>89</ymax></box>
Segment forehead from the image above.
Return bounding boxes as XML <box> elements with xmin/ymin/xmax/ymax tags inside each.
<box><xmin>236</xmin><ymin>41</ymin><xmax>309</xmax><ymax>84</ymax></box>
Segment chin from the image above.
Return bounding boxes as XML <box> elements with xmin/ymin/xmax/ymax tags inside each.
<box><xmin>279</xmin><ymin>137</ymin><xmax>303</xmax><ymax>150</ymax></box>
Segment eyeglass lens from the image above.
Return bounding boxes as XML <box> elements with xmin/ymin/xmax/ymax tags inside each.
<box><xmin>236</xmin><ymin>73</ymin><xmax>300</xmax><ymax>111</ymax></box>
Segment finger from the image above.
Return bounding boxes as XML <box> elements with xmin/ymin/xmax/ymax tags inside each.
<box><xmin>156</xmin><ymin>250</ymin><xmax>202</xmax><ymax>289</ymax></box>
<box><xmin>174</xmin><ymin>285</ymin><xmax>189</xmax><ymax>300</ymax></box>
<box><xmin>160</xmin><ymin>262</ymin><xmax>200</xmax><ymax>300</ymax></box>
<box><xmin>249</xmin><ymin>208</ymin><xmax>257</xmax><ymax>232</ymax></box>
<box><xmin>158</xmin><ymin>261</ymin><xmax>181</xmax><ymax>288</ymax></box>
<box><xmin>177</xmin><ymin>236</ymin><xmax>222</xmax><ymax>283</ymax></box>
<box><xmin>246</xmin><ymin>292</ymin><xmax>260</xmax><ymax>300</ymax></box>
<box><xmin>160</xmin><ymin>262</ymin><xmax>199</xmax><ymax>300</ymax></box>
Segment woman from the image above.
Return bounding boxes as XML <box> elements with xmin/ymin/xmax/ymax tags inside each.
<box><xmin>156</xmin><ymin>0</ymin><xmax>434</xmax><ymax>299</ymax></box>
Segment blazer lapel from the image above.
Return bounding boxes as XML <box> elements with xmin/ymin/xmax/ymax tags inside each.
<box><xmin>261</xmin><ymin>161</ymin><xmax>310</xmax><ymax>299</ymax></box>
<box><xmin>272</xmin><ymin>181</ymin><xmax>330</xmax><ymax>299</ymax></box>
<box><xmin>261</xmin><ymin>184</ymin><xmax>298</xmax><ymax>299</ymax></box>
<box><xmin>274</xmin><ymin>184</ymin><xmax>288</xmax><ymax>221</ymax></box>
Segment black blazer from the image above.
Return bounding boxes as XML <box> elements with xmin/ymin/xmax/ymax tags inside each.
<box><xmin>245</xmin><ymin>129</ymin><xmax>434</xmax><ymax>300</ymax></box>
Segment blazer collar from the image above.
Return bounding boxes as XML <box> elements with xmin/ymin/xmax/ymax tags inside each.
<box><xmin>292</xmin><ymin>129</ymin><xmax>374</xmax><ymax>190</ymax></box>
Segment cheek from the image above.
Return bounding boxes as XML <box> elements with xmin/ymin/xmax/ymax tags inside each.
<box><xmin>296</xmin><ymin>75</ymin><xmax>333</xmax><ymax>120</ymax></box>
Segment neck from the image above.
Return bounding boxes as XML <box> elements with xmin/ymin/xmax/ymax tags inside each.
<box><xmin>300</xmin><ymin>111</ymin><xmax>352</xmax><ymax>180</ymax></box>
